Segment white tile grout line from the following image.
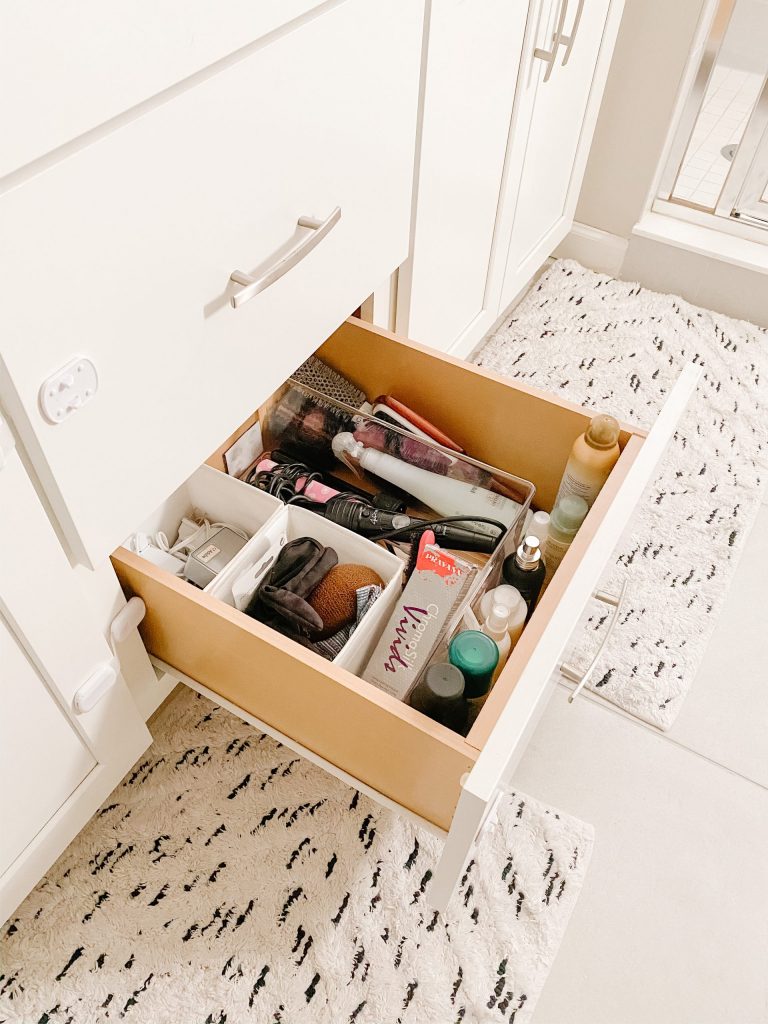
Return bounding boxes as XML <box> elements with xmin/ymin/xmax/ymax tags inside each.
<box><xmin>556</xmin><ymin>680</ymin><xmax>768</xmax><ymax>793</ymax></box>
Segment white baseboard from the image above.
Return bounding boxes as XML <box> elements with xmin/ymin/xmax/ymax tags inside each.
<box><xmin>554</xmin><ymin>222</ymin><xmax>629</xmax><ymax>277</ymax></box>
<box><xmin>623</xmin><ymin>216</ymin><xmax>768</xmax><ymax>328</ymax></box>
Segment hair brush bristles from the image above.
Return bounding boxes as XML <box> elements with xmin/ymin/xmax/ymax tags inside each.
<box><xmin>291</xmin><ymin>356</ymin><xmax>367</xmax><ymax>409</ymax></box>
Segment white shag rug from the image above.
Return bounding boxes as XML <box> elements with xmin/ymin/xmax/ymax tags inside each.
<box><xmin>0</xmin><ymin>689</ymin><xmax>593</xmax><ymax>1024</ymax></box>
<box><xmin>476</xmin><ymin>259</ymin><xmax>768</xmax><ymax>729</ymax></box>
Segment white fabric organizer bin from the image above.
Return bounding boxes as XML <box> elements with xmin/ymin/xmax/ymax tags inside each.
<box><xmin>208</xmin><ymin>504</ymin><xmax>405</xmax><ymax>676</ymax></box>
<box><xmin>129</xmin><ymin>465</ymin><xmax>283</xmax><ymax>590</ymax></box>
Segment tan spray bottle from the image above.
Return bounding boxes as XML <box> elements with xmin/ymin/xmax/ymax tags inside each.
<box><xmin>554</xmin><ymin>414</ymin><xmax>621</xmax><ymax>508</ymax></box>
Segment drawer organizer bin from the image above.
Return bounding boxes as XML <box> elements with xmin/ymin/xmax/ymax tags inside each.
<box><xmin>112</xmin><ymin>317</ymin><xmax>698</xmax><ymax>911</ymax></box>
<box><xmin>126</xmin><ymin>465</ymin><xmax>283</xmax><ymax>592</ymax></box>
<box><xmin>208</xmin><ymin>505</ymin><xmax>404</xmax><ymax>675</ymax></box>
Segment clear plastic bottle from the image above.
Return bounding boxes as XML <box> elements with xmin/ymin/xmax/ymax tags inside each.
<box><xmin>477</xmin><ymin>585</ymin><xmax>526</xmax><ymax>648</ymax></box>
<box><xmin>523</xmin><ymin>509</ymin><xmax>551</xmax><ymax>547</ymax></box>
<box><xmin>543</xmin><ymin>494</ymin><xmax>589</xmax><ymax>581</ymax></box>
<box><xmin>481</xmin><ymin>604</ymin><xmax>512</xmax><ymax>684</ymax></box>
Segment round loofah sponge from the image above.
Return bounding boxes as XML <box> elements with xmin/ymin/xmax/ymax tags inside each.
<box><xmin>308</xmin><ymin>563</ymin><xmax>384</xmax><ymax>639</ymax></box>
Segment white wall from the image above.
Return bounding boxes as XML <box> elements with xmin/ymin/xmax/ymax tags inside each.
<box><xmin>720</xmin><ymin>0</ymin><xmax>768</xmax><ymax>72</ymax></box>
<box><xmin>574</xmin><ymin>0</ymin><xmax>708</xmax><ymax>240</ymax></box>
<box><xmin>562</xmin><ymin>0</ymin><xmax>768</xmax><ymax>327</ymax></box>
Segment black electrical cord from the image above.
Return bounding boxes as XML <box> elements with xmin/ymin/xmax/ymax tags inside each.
<box><xmin>288</xmin><ymin>491</ymin><xmax>367</xmax><ymax>509</ymax></box>
<box><xmin>247</xmin><ymin>461</ymin><xmax>326</xmax><ymax>503</ymax></box>
<box><xmin>248</xmin><ymin>461</ymin><xmax>508</xmax><ymax>549</ymax></box>
<box><xmin>372</xmin><ymin>515</ymin><xmax>507</xmax><ymax>544</ymax></box>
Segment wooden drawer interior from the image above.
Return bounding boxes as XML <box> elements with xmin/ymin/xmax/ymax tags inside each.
<box><xmin>112</xmin><ymin>318</ymin><xmax>646</xmax><ymax>830</ymax></box>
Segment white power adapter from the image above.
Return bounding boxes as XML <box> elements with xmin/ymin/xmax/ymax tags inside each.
<box><xmin>130</xmin><ymin>533</ymin><xmax>187</xmax><ymax>574</ymax></box>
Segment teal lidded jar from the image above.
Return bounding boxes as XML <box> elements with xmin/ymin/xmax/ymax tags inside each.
<box><xmin>448</xmin><ymin>630</ymin><xmax>499</xmax><ymax>713</ymax></box>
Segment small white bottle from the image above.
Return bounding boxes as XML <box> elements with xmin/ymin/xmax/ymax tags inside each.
<box><xmin>481</xmin><ymin>604</ymin><xmax>512</xmax><ymax>684</ymax></box>
<box><xmin>532</xmin><ymin>509</ymin><xmax>548</xmax><ymax>548</ymax></box>
<box><xmin>523</xmin><ymin>509</ymin><xmax>550</xmax><ymax>547</ymax></box>
<box><xmin>477</xmin><ymin>585</ymin><xmax>526</xmax><ymax>648</ymax></box>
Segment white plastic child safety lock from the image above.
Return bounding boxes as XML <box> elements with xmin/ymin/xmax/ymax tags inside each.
<box><xmin>72</xmin><ymin>597</ymin><xmax>146</xmax><ymax>715</ymax></box>
<box><xmin>109</xmin><ymin>596</ymin><xmax>147</xmax><ymax>645</ymax></box>
<box><xmin>39</xmin><ymin>356</ymin><xmax>98</xmax><ymax>424</ymax></box>
<box><xmin>72</xmin><ymin>662</ymin><xmax>119</xmax><ymax>715</ymax></box>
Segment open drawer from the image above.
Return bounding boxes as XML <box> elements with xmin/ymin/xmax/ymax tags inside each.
<box><xmin>111</xmin><ymin>317</ymin><xmax>698</xmax><ymax>911</ymax></box>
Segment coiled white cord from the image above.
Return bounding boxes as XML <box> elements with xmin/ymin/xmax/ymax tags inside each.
<box><xmin>129</xmin><ymin>516</ymin><xmax>249</xmax><ymax>575</ymax></box>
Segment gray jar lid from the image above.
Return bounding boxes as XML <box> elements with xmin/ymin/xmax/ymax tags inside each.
<box><xmin>425</xmin><ymin>662</ymin><xmax>465</xmax><ymax>701</ymax></box>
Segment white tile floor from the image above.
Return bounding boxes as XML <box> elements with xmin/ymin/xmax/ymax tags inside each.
<box><xmin>517</xmin><ymin>504</ymin><xmax>768</xmax><ymax>1022</ymax></box>
<box><xmin>673</xmin><ymin>65</ymin><xmax>763</xmax><ymax>208</ymax></box>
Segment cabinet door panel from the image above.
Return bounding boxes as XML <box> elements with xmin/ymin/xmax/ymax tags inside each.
<box><xmin>401</xmin><ymin>0</ymin><xmax>529</xmax><ymax>353</ymax></box>
<box><xmin>502</xmin><ymin>0</ymin><xmax>612</xmax><ymax>298</ymax></box>
<box><xmin>0</xmin><ymin>619</ymin><xmax>96</xmax><ymax>875</ymax></box>
<box><xmin>0</xmin><ymin>435</ymin><xmax>150</xmax><ymax>921</ymax></box>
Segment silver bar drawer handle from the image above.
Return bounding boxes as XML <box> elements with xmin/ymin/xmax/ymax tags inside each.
<box><xmin>229</xmin><ymin>206</ymin><xmax>342</xmax><ymax>309</ymax></box>
<box><xmin>560</xmin><ymin>578</ymin><xmax>628</xmax><ymax>703</ymax></box>
<box><xmin>558</xmin><ymin>0</ymin><xmax>585</xmax><ymax>66</ymax></box>
<box><xmin>534</xmin><ymin>0</ymin><xmax>570</xmax><ymax>82</ymax></box>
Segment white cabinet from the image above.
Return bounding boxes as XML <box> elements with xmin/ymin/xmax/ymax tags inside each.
<box><xmin>496</xmin><ymin>0</ymin><xmax>619</xmax><ymax>310</ymax></box>
<box><xmin>0</xmin><ymin>0</ymin><xmax>641</xmax><ymax>921</ymax></box>
<box><xmin>0</xmin><ymin>429</ymin><xmax>150</xmax><ymax>923</ymax></box>
<box><xmin>0</xmin><ymin>0</ymin><xmax>329</xmax><ymax>179</ymax></box>
<box><xmin>398</xmin><ymin>0</ymin><xmax>624</xmax><ymax>355</ymax></box>
<box><xmin>0</xmin><ymin>0</ymin><xmax>422</xmax><ymax>570</ymax></box>
<box><xmin>397</xmin><ymin>0</ymin><xmax>529</xmax><ymax>352</ymax></box>
<box><xmin>1</xmin><ymin>621</ymin><xmax>96</xmax><ymax>877</ymax></box>
<box><xmin>0</xmin><ymin>0</ymin><xmax>426</xmax><ymax>921</ymax></box>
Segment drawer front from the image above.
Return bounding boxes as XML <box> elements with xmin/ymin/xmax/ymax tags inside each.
<box><xmin>0</xmin><ymin>1</ymin><xmax>329</xmax><ymax>179</ymax></box>
<box><xmin>428</xmin><ymin>363</ymin><xmax>700</xmax><ymax>911</ymax></box>
<box><xmin>0</xmin><ymin>0</ymin><xmax>422</xmax><ymax>568</ymax></box>
<box><xmin>112</xmin><ymin>551</ymin><xmax>477</xmax><ymax>832</ymax></box>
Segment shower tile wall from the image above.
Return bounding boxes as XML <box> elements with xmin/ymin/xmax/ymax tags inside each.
<box><xmin>674</xmin><ymin>64</ymin><xmax>763</xmax><ymax>208</ymax></box>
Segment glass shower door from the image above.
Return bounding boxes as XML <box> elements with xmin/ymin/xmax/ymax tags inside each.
<box><xmin>721</xmin><ymin>78</ymin><xmax>768</xmax><ymax>225</ymax></box>
<box><xmin>658</xmin><ymin>0</ymin><xmax>768</xmax><ymax>229</ymax></box>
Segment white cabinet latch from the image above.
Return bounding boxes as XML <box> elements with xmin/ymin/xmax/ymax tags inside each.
<box><xmin>110</xmin><ymin>597</ymin><xmax>146</xmax><ymax>645</ymax></box>
<box><xmin>73</xmin><ymin>661</ymin><xmax>119</xmax><ymax>715</ymax></box>
<box><xmin>72</xmin><ymin>598</ymin><xmax>146</xmax><ymax>715</ymax></box>
<box><xmin>0</xmin><ymin>415</ymin><xmax>15</xmax><ymax>470</ymax></box>
<box><xmin>39</xmin><ymin>356</ymin><xmax>98</xmax><ymax>424</ymax></box>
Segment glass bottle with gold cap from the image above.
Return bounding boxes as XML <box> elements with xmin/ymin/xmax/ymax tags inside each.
<box><xmin>554</xmin><ymin>413</ymin><xmax>621</xmax><ymax>509</ymax></box>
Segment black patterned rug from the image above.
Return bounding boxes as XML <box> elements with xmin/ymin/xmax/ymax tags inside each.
<box><xmin>0</xmin><ymin>689</ymin><xmax>593</xmax><ymax>1023</ymax></box>
<box><xmin>477</xmin><ymin>259</ymin><xmax>768</xmax><ymax>727</ymax></box>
